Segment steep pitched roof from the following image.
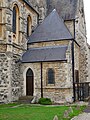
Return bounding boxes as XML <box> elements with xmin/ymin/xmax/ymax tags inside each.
<box><xmin>47</xmin><ymin>0</ymin><xmax>78</xmax><ymax>20</ymax></box>
<box><xmin>22</xmin><ymin>45</ymin><xmax>68</xmax><ymax>63</ymax></box>
<box><xmin>28</xmin><ymin>9</ymin><xmax>73</xmax><ymax>44</ymax></box>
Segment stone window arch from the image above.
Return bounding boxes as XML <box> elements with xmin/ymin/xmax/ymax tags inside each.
<box><xmin>12</xmin><ymin>4</ymin><xmax>19</xmax><ymax>43</ymax></box>
<box><xmin>0</xmin><ymin>9</ymin><xmax>2</xmax><ymax>37</ymax></box>
<box><xmin>27</xmin><ymin>15</ymin><xmax>32</xmax><ymax>37</ymax></box>
<box><xmin>47</xmin><ymin>68</ymin><xmax>55</xmax><ymax>84</ymax></box>
<box><xmin>26</xmin><ymin>68</ymin><xmax>34</xmax><ymax>96</ymax></box>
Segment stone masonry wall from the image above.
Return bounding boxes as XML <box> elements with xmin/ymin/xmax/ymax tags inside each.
<box><xmin>0</xmin><ymin>0</ymin><xmax>38</xmax><ymax>50</ymax></box>
<box><xmin>11</xmin><ymin>57</ymin><xmax>21</xmax><ymax>101</ymax></box>
<box><xmin>21</xmin><ymin>63</ymin><xmax>41</xmax><ymax>100</ymax></box>
<box><xmin>87</xmin><ymin>45</ymin><xmax>90</xmax><ymax>82</ymax></box>
<box><xmin>0</xmin><ymin>0</ymin><xmax>88</xmax><ymax>103</ymax></box>
<box><xmin>28</xmin><ymin>0</ymin><xmax>47</xmax><ymax>23</ymax></box>
<box><xmin>21</xmin><ymin>60</ymin><xmax>73</xmax><ymax>103</ymax></box>
<box><xmin>28</xmin><ymin>40</ymin><xmax>69</xmax><ymax>49</ymax></box>
<box><xmin>0</xmin><ymin>52</ymin><xmax>22</xmax><ymax>103</ymax></box>
<box><xmin>65</xmin><ymin>20</ymin><xmax>74</xmax><ymax>37</ymax></box>
<box><xmin>0</xmin><ymin>0</ymin><xmax>38</xmax><ymax>103</ymax></box>
<box><xmin>75</xmin><ymin>0</ymin><xmax>88</xmax><ymax>82</ymax></box>
<box><xmin>35</xmin><ymin>0</ymin><xmax>89</xmax><ymax>83</ymax></box>
<box><xmin>42</xmin><ymin>61</ymin><xmax>73</xmax><ymax>103</ymax></box>
<box><xmin>0</xmin><ymin>53</ymin><xmax>12</xmax><ymax>103</ymax></box>
<box><xmin>74</xmin><ymin>43</ymin><xmax>80</xmax><ymax>71</ymax></box>
<box><xmin>0</xmin><ymin>0</ymin><xmax>38</xmax><ymax>58</ymax></box>
<box><xmin>21</xmin><ymin>41</ymin><xmax>74</xmax><ymax>103</ymax></box>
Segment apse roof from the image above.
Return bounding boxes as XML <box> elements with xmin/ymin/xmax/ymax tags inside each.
<box><xmin>22</xmin><ymin>45</ymin><xmax>68</xmax><ymax>63</ymax></box>
<box><xmin>28</xmin><ymin>9</ymin><xmax>73</xmax><ymax>44</ymax></box>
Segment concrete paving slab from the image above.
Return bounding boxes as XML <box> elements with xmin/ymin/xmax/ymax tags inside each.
<box><xmin>71</xmin><ymin>113</ymin><xmax>90</xmax><ymax>120</ymax></box>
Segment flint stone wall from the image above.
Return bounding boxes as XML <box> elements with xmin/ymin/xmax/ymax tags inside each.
<box><xmin>0</xmin><ymin>53</ymin><xmax>22</xmax><ymax>103</ymax></box>
<box><xmin>0</xmin><ymin>53</ymin><xmax>10</xmax><ymax>103</ymax></box>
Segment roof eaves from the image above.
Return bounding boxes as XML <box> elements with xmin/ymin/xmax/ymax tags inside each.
<box><xmin>22</xmin><ymin>59</ymin><xmax>67</xmax><ymax>63</ymax></box>
<box><xmin>28</xmin><ymin>38</ymin><xmax>74</xmax><ymax>44</ymax></box>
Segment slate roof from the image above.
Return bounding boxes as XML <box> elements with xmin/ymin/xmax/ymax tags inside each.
<box><xmin>28</xmin><ymin>9</ymin><xmax>73</xmax><ymax>44</ymax></box>
<box><xmin>22</xmin><ymin>45</ymin><xmax>68</xmax><ymax>63</ymax></box>
<box><xmin>47</xmin><ymin>0</ymin><xmax>78</xmax><ymax>20</ymax></box>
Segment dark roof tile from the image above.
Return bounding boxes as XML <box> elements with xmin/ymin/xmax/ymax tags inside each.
<box><xmin>22</xmin><ymin>45</ymin><xmax>68</xmax><ymax>63</ymax></box>
<box><xmin>28</xmin><ymin>9</ymin><xmax>73</xmax><ymax>44</ymax></box>
<box><xmin>47</xmin><ymin>0</ymin><xmax>78</xmax><ymax>20</ymax></box>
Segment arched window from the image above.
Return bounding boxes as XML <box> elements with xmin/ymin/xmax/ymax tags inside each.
<box><xmin>26</xmin><ymin>68</ymin><xmax>33</xmax><ymax>77</ymax></box>
<box><xmin>27</xmin><ymin>15</ymin><xmax>32</xmax><ymax>37</ymax></box>
<box><xmin>12</xmin><ymin>5</ymin><xmax>19</xmax><ymax>34</ymax></box>
<box><xmin>12</xmin><ymin>6</ymin><xmax>17</xmax><ymax>33</ymax></box>
<box><xmin>26</xmin><ymin>68</ymin><xmax>34</xmax><ymax>96</ymax></box>
<box><xmin>0</xmin><ymin>9</ymin><xmax>2</xmax><ymax>37</ymax></box>
<box><xmin>12</xmin><ymin>5</ymin><xmax>19</xmax><ymax>43</ymax></box>
<box><xmin>48</xmin><ymin>68</ymin><xmax>55</xmax><ymax>84</ymax></box>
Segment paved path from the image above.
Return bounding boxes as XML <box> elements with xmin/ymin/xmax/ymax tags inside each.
<box><xmin>71</xmin><ymin>113</ymin><xmax>90</xmax><ymax>120</ymax></box>
<box><xmin>71</xmin><ymin>104</ymin><xmax>90</xmax><ymax>120</ymax></box>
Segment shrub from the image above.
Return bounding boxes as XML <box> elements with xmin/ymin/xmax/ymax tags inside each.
<box><xmin>38</xmin><ymin>98</ymin><xmax>52</xmax><ymax>105</ymax></box>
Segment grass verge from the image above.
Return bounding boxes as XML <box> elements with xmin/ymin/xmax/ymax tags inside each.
<box><xmin>0</xmin><ymin>103</ymin><xmax>86</xmax><ymax>120</ymax></box>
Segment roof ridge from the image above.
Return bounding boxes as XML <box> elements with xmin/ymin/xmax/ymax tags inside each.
<box><xmin>28</xmin><ymin>9</ymin><xmax>73</xmax><ymax>44</ymax></box>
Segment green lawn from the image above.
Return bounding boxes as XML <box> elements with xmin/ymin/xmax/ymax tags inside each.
<box><xmin>0</xmin><ymin>103</ymin><xmax>86</xmax><ymax>120</ymax></box>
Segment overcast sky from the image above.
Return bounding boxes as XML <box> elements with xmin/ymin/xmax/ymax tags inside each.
<box><xmin>84</xmin><ymin>0</ymin><xmax>90</xmax><ymax>44</ymax></box>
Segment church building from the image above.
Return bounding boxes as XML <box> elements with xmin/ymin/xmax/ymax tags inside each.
<box><xmin>0</xmin><ymin>0</ymin><xmax>89</xmax><ymax>103</ymax></box>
